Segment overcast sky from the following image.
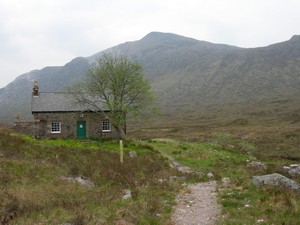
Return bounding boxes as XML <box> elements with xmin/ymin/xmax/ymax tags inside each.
<box><xmin>1</xmin><ymin>0</ymin><xmax>300</xmax><ymax>88</ymax></box>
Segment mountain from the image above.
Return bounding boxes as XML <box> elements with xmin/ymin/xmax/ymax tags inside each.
<box><xmin>0</xmin><ymin>57</ymin><xmax>90</xmax><ymax>122</ymax></box>
<box><xmin>0</xmin><ymin>32</ymin><xmax>300</xmax><ymax>123</ymax></box>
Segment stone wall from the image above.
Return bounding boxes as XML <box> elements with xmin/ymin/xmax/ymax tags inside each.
<box><xmin>12</xmin><ymin>121</ymin><xmax>34</xmax><ymax>136</ymax></box>
<box><xmin>32</xmin><ymin>111</ymin><xmax>120</xmax><ymax>139</ymax></box>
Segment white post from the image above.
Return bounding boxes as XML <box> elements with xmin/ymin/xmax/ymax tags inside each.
<box><xmin>120</xmin><ymin>139</ymin><xmax>124</xmax><ymax>163</ymax></box>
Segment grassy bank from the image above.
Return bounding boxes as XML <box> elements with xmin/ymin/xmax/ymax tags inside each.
<box><xmin>0</xmin><ymin>128</ymin><xmax>185</xmax><ymax>224</ymax></box>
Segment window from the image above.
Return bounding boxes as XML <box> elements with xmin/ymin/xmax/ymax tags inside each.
<box><xmin>51</xmin><ymin>122</ymin><xmax>61</xmax><ymax>133</ymax></box>
<box><xmin>102</xmin><ymin>120</ymin><xmax>111</xmax><ymax>132</ymax></box>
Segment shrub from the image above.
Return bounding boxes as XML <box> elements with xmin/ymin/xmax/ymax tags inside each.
<box><xmin>211</xmin><ymin>133</ymin><xmax>234</xmax><ymax>147</ymax></box>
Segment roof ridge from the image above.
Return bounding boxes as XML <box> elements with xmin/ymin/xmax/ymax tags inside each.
<box><xmin>32</xmin><ymin>92</ymin><xmax>106</xmax><ymax>112</ymax></box>
<box><xmin>38</xmin><ymin>92</ymin><xmax>81</xmax><ymax>94</ymax></box>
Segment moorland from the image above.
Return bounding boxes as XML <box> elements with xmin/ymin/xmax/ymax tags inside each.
<box><xmin>1</xmin><ymin>99</ymin><xmax>299</xmax><ymax>224</ymax></box>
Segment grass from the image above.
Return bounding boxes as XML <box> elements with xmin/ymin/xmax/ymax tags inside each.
<box><xmin>149</xmin><ymin>138</ymin><xmax>251</xmax><ymax>179</ymax></box>
<box><xmin>148</xmin><ymin>135</ymin><xmax>300</xmax><ymax>225</ymax></box>
<box><xmin>0</xmin><ymin>128</ymin><xmax>183</xmax><ymax>224</ymax></box>
<box><xmin>1</xmin><ymin>126</ymin><xmax>300</xmax><ymax>224</ymax></box>
<box><xmin>219</xmin><ymin>185</ymin><xmax>300</xmax><ymax>225</ymax></box>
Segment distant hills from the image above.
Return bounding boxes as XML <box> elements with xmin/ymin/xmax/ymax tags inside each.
<box><xmin>0</xmin><ymin>32</ymin><xmax>300</xmax><ymax>123</ymax></box>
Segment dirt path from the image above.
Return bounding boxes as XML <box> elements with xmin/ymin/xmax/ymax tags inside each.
<box><xmin>172</xmin><ymin>181</ymin><xmax>220</xmax><ymax>225</ymax></box>
<box><xmin>155</xmin><ymin>147</ymin><xmax>221</xmax><ymax>225</ymax></box>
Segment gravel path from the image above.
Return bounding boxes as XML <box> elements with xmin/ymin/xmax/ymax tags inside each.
<box><xmin>172</xmin><ymin>181</ymin><xmax>220</xmax><ymax>225</ymax></box>
<box><xmin>154</xmin><ymin>145</ymin><xmax>221</xmax><ymax>225</ymax></box>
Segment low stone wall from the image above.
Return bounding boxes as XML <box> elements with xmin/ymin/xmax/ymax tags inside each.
<box><xmin>12</xmin><ymin>121</ymin><xmax>34</xmax><ymax>136</ymax></box>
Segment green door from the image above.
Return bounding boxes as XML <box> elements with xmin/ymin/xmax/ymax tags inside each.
<box><xmin>77</xmin><ymin>121</ymin><xmax>86</xmax><ymax>139</ymax></box>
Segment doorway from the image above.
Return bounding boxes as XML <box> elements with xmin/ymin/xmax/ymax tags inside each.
<box><xmin>77</xmin><ymin>121</ymin><xmax>86</xmax><ymax>139</ymax></box>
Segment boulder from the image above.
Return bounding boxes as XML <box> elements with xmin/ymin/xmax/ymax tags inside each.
<box><xmin>253</xmin><ymin>173</ymin><xmax>300</xmax><ymax>191</ymax></box>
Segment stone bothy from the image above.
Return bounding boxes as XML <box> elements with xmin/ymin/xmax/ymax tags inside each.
<box><xmin>31</xmin><ymin>81</ymin><xmax>120</xmax><ymax>139</ymax></box>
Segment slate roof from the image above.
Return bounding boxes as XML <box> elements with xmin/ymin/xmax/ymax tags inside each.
<box><xmin>31</xmin><ymin>92</ymin><xmax>106</xmax><ymax>112</ymax></box>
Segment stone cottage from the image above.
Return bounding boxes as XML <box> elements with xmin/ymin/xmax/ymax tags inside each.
<box><xmin>31</xmin><ymin>81</ymin><xmax>121</xmax><ymax>139</ymax></box>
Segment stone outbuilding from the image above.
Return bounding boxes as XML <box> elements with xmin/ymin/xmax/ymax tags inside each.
<box><xmin>31</xmin><ymin>81</ymin><xmax>121</xmax><ymax>139</ymax></box>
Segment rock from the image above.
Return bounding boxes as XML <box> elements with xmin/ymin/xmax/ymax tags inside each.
<box><xmin>59</xmin><ymin>175</ymin><xmax>94</xmax><ymax>187</ymax></box>
<box><xmin>207</xmin><ymin>172</ymin><xmax>214</xmax><ymax>179</ymax></box>
<box><xmin>282</xmin><ymin>164</ymin><xmax>300</xmax><ymax>176</ymax></box>
<box><xmin>290</xmin><ymin>164</ymin><xmax>300</xmax><ymax>168</ymax></box>
<box><xmin>177</xmin><ymin>165</ymin><xmax>193</xmax><ymax>174</ymax></box>
<box><xmin>195</xmin><ymin>171</ymin><xmax>205</xmax><ymax>178</ymax></box>
<box><xmin>253</xmin><ymin>173</ymin><xmax>300</xmax><ymax>191</ymax></box>
<box><xmin>122</xmin><ymin>189</ymin><xmax>132</xmax><ymax>200</ymax></box>
<box><xmin>129</xmin><ymin>151</ymin><xmax>137</xmax><ymax>158</ymax></box>
<box><xmin>222</xmin><ymin>177</ymin><xmax>231</xmax><ymax>187</ymax></box>
<box><xmin>289</xmin><ymin>168</ymin><xmax>300</xmax><ymax>176</ymax></box>
<box><xmin>247</xmin><ymin>161</ymin><xmax>267</xmax><ymax>169</ymax></box>
<box><xmin>74</xmin><ymin>176</ymin><xmax>94</xmax><ymax>187</ymax></box>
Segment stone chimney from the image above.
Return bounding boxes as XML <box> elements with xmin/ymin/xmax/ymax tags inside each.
<box><xmin>33</xmin><ymin>80</ymin><xmax>39</xmax><ymax>96</ymax></box>
<box><xmin>14</xmin><ymin>112</ymin><xmax>20</xmax><ymax>125</ymax></box>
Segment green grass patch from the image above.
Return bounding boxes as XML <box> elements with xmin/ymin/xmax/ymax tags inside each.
<box><xmin>149</xmin><ymin>140</ymin><xmax>250</xmax><ymax>179</ymax></box>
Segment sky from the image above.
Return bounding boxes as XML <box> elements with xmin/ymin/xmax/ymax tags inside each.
<box><xmin>1</xmin><ymin>0</ymin><xmax>300</xmax><ymax>88</ymax></box>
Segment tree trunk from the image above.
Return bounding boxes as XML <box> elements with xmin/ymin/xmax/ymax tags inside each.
<box><xmin>115</xmin><ymin>125</ymin><xmax>127</xmax><ymax>141</ymax></box>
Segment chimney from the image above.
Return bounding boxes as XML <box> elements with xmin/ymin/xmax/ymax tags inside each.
<box><xmin>33</xmin><ymin>80</ymin><xmax>39</xmax><ymax>96</ymax></box>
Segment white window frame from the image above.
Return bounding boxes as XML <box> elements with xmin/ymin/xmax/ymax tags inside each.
<box><xmin>102</xmin><ymin>120</ymin><xmax>111</xmax><ymax>132</ymax></box>
<box><xmin>51</xmin><ymin>122</ymin><xmax>61</xmax><ymax>133</ymax></box>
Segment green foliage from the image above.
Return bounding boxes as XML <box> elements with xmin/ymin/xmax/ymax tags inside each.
<box><xmin>70</xmin><ymin>53</ymin><xmax>156</xmax><ymax>139</ymax></box>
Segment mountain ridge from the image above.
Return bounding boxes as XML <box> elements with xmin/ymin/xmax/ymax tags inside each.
<box><xmin>0</xmin><ymin>32</ymin><xmax>299</xmax><ymax>123</ymax></box>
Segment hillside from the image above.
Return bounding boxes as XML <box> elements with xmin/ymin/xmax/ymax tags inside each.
<box><xmin>0</xmin><ymin>57</ymin><xmax>90</xmax><ymax>122</ymax></box>
<box><xmin>0</xmin><ymin>32</ymin><xmax>300</xmax><ymax>123</ymax></box>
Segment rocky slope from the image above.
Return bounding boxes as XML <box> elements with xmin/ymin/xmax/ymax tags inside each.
<box><xmin>1</xmin><ymin>32</ymin><xmax>300</xmax><ymax>123</ymax></box>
